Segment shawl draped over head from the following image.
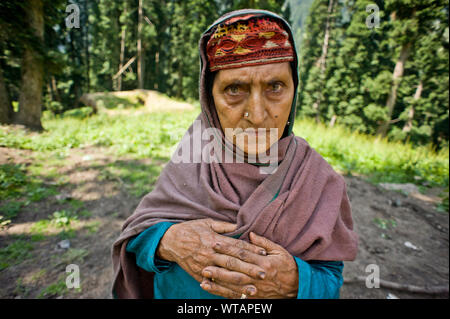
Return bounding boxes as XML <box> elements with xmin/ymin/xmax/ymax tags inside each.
<box><xmin>111</xmin><ymin>9</ymin><xmax>358</xmax><ymax>299</ymax></box>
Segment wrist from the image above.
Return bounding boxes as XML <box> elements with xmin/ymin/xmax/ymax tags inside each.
<box><xmin>156</xmin><ymin>224</ymin><xmax>177</xmax><ymax>262</ymax></box>
<box><xmin>285</xmin><ymin>257</ymin><xmax>299</xmax><ymax>298</ymax></box>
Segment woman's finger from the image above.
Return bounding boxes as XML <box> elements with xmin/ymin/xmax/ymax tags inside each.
<box><xmin>212</xmin><ymin>251</ymin><xmax>266</xmax><ymax>280</ymax></box>
<box><xmin>202</xmin><ymin>266</ymin><xmax>253</xmax><ymax>285</ymax></box>
<box><xmin>220</xmin><ymin>236</ymin><xmax>267</xmax><ymax>256</ymax></box>
<box><xmin>249</xmin><ymin>232</ymin><xmax>283</xmax><ymax>253</ymax></box>
<box><xmin>213</xmin><ymin>242</ymin><xmax>264</xmax><ymax>266</ymax></box>
<box><xmin>208</xmin><ymin>219</ymin><xmax>237</xmax><ymax>234</ymax></box>
<box><xmin>200</xmin><ymin>279</ymin><xmax>256</xmax><ymax>299</ymax></box>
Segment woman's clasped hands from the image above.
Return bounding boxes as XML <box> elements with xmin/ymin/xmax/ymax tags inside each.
<box><xmin>157</xmin><ymin>218</ymin><xmax>298</xmax><ymax>299</ymax></box>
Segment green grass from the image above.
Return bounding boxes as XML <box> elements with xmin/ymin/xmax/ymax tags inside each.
<box><xmin>373</xmin><ymin>217</ymin><xmax>397</xmax><ymax>230</ymax></box>
<box><xmin>293</xmin><ymin>118</ymin><xmax>449</xmax><ymax>188</ymax></box>
<box><xmin>0</xmin><ymin>162</ymin><xmax>59</xmax><ymax>226</ymax></box>
<box><xmin>98</xmin><ymin>160</ymin><xmax>163</xmax><ymax>197</ymax></box>
<box><xmin>37</xmin><ymin>277</ymin><xmax>71</xmax><ymax>298</ymax></box>
<box><xmin>0</xmin><ymin>108</ymin><xmax>199</xmax><ymax>159</ymax></box>
<box><xmin>0</xmin><ymin>163</ymin><xmax>28</xmax><ymax>199</ymax></box>
<box><xmin>52</xmin><ymin>248</ymin><xmax>89</xmax><ymax>266</ymax></box>
<box><xmin>0</xmin><ymin>240</ymin><xmax>34</xmax><ymax>270</ymax></box>
<box><xmin>28</xmin><ymin>209</ymin><xmax>80</xmax><ymax>240</ymax></box>
<box><xmin>85</xmin><ymin>220</ymin><xmax>101</xmax><ymax>234</ymax></box>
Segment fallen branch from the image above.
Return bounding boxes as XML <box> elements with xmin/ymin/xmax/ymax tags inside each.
<box><xmin>344</xmin><ymin>276</ymin><xmax>449</xmax><ymax>295</ymax></box>
<box><xmin>113</xmin><ymin>56</ymin><xmax>136</xmax><ymax>80</ymax></box>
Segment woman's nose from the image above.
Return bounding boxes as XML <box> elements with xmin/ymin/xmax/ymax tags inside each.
<box><xmin>246</xmin><ymin>91</ymin><xmax>266</xmax><ymax>125</ymax></box>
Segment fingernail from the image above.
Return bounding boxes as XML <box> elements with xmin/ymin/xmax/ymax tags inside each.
<box><xmin>203</xmin><ymin>270</ymin><xmax>212</xmax><ymax>278</ymax></box>
<box><xmin>258</xmin><ymin>271</ymin><xmax>266</xmax><ymax>279</ymax></box>
<box><xmin>247</xmin><ymin>287</ymin><xmax>256</xmax><ymax>295</ymax></box>
<box><xmin>259</xmin><ymin>250</ymin><xmax>267</xmax><ymax>256</ymax></box>
<box><xmin>201</xmin><ymin>282</ymin><xmax>210</xmax><ymax>290</ymax></box>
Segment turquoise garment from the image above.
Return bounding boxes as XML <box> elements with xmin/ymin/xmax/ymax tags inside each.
<box><xmin>126</xmin><ymin>222</ymin><xmax>344</xmax><ymax>299</ymax></box>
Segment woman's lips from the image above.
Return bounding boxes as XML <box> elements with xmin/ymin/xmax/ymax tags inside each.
<box><xmin>242</xmin><ymin>128</ymin><xmax>269</xmax><ymax>136</ymax></box>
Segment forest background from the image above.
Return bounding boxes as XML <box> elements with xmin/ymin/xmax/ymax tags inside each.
<box><xmin>0</xmin><ymin>0</ymin><xmax>448</xmax><ymax>148</ymax></box>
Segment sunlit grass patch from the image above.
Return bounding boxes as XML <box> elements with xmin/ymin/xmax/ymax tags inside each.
<box><xmin>293</xmin><ymin>117</ymin><xmax>449</xmax><ymax>188</ymax></box>
<box><xmin>0</xmin><ymin>108</ymin><xmax>200</xmax><ymax>158</ymax></box>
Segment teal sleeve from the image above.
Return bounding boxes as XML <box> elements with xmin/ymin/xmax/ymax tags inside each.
<box><xmin>126</xmin><ymin>222</ymin><xmax>176</xmax><ymax>273</ymax></box>
<box><xmin>294</xmin><ymin>257</ymin><xmax>344</xmax><ymax>299</ymax></box>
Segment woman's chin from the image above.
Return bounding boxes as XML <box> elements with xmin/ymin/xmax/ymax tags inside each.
<box><xmin>238</xmin><ymin>142</ymin><xmax>272</xmax><ymax>156</ymax></box>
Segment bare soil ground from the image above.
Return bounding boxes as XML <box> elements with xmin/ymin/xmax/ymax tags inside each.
<box><xmin>0</xmin><ymin>146</ymin><xmax>448</xmax><ymax>299</ymax></box>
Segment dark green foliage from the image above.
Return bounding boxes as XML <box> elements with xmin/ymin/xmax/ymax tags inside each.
<box><xmin>1</xmin><ymin>0</ymin><xmax>288</xmax><ymax>114</ymax></box>
<box><xmin>1</xmin><ymin>0</ymin><xmax>447</xmax><ymax>147</ymax></box>
<box><xmin>297</xmin><ymin>0</ymin><xmax>449</xmax><ymax>148</ymax></box>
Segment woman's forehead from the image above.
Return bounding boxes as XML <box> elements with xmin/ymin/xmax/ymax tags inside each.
<box><xmin>214</xmin><ymin>62</ymin><xmax>292</xmax><ymax>84</ymax></box>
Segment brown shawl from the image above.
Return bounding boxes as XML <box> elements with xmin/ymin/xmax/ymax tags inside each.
<box><xmin>111</xmin><ymin>9</ymin><xmax>358</xmax><ymax>299</ymax></box>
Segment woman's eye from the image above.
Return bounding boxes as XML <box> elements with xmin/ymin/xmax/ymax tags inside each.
<box><xmin>226</xmin><ymin>85</ymin><xmax>240</xmax><ymax>95</ymax></box>
<box><xmin>271</xmin><ymin>82</ymin><xmax>282</xmax><ymax>92</ymax></box>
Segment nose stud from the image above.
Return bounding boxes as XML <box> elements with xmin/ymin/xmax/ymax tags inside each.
<box><xmin>244</xmin><ymin>112</ymin><xmax>249</xmax><ymax>117</ymax></box>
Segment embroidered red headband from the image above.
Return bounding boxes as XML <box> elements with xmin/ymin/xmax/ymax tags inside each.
<box><xmin>206</xmin><ymin>16</ymin><xmax>294</xmax><ymax>72</ymax></box>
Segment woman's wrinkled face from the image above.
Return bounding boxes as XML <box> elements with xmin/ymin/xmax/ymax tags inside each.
<box><xmin>212</xmin><ymin>62</ymin><xmax>294</xmax><ymax>155</ymax></box>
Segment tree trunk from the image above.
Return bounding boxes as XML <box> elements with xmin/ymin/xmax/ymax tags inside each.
<box><xmin>84</xmin><ymin>0</ymin><xmax>90</xmax><ymax>92</ymax></box>
<box><xmin>47</xmin><ymin>81</ymin><xmax>53</xmax><ymax>101</ymax></box>
<box><xmin>69</xmin><ymin>29</ymin><xmax>82</xmax><ymax>108</ymax></box>
<box><xmin>312</xmin><ymin>0</ymin><xmax>334</xmax><ymax>123</ymax></box>
<box><xmin>329</xmin><ymin>114</ymin><xmax>337</xmax><ymax>127</ymax></box>
<box><xmin>117</xmin><ymin>27</ymin><xmax>126</xmax><ymax>91</ymax></box>
<box><xmin>51</xmin><ymin>76</ymin><xmax>61</xmax><ymax>102</ymax></box>
<box><xmin>0</xmin><ymin>65</ymin><xmax>13</xmax><ymax>124</ymax></box>
<box><xmin>154</xmin><ymin>51</ymin><xmax>159</xmax><ymax>90</ymax></box>
<box><xmin>377</xmin><ymin>9</ymin><xmax>416</xmax><ymax>137</ymax></box>
<box><xmin>376</xmin><ymin>41</ymin><xmax>412</xmax><ymax>136</ymax></box>
<box><xmin>15</xmin><ymin>0</ymin><xmax>44</xmax><ymax>130</ymax></box>
<box><xmin>117</xmin><ymin>4</ymin><xmax>127</xmax><ymax>91</ymax></box>
<box><xmin>177</xmin><ymin>65</ymin><xmax>183</xmax><ymax>99</ymax></box>
<box><xmin>137</xmin><ymin>0</ymin><xmax>144</xmax><ymax>89</ymax></box>
<box><xmin>402</xmin><ymin>79</ymin><xmax>423</xmax><ymax>133</ymax></box>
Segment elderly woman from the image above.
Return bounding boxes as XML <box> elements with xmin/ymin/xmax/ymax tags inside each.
<box><xmin>112</xmin><ymin>9</ymin><xmax>358</xmax><ymax>299</ymax></box>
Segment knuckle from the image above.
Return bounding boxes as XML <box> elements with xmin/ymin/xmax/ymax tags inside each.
<box><xmin>225</xmin><ymin>257</ymin><xmax>236</xmax><ymax>269</ymax></box>
<box><xmin>236</xmin><ymin>240</ymin><xmax>246</xmax><ymax>249</ymax></box>
<box><xmin>190</xmin><ymin>263</ymin><xmax>202</xmax><ymax>274</ymax></box>
<box><xmin>207</xmin><ymin>281</ymin><xmax>216</xmax><ymax>291</ymax></box>
<box><xmin>237</xmin><ymin>249</ymin><xmax>248</xmax><ymax>260</ymax></box>
<box><xmin>222</xmin><ymin>243</ymin><xmax>231</xmax><ymax>252</ymax></box>
<box><xmin>232</xmin><ymin>273</ymin><xmax>243</xmax><ymax>284</ymax></box>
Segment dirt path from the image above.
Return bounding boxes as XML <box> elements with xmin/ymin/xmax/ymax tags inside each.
<box><xmin>341</xmin><ymin>177</ymin><xmax>448</xmax><ymax>299</ymax></box>
<box><xmin>0</xmin><ymin>146</ymin><xmax>448</xmax><ymax>299</ymax></box>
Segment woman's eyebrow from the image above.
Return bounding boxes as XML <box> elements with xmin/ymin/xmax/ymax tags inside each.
<box><xmin>225</xmin><ymin>80</ymin><xmax>248</xmax><ymax>86</ymax></box>
<box><xmin>267</xmin><ymin>78</ymin><xmax>284</xmax><ymax>85</ymax></box>
<box><xmin>222</xmin><ymin>77</ymin><xmax>285</xmax><ymax>87</ymax></box>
